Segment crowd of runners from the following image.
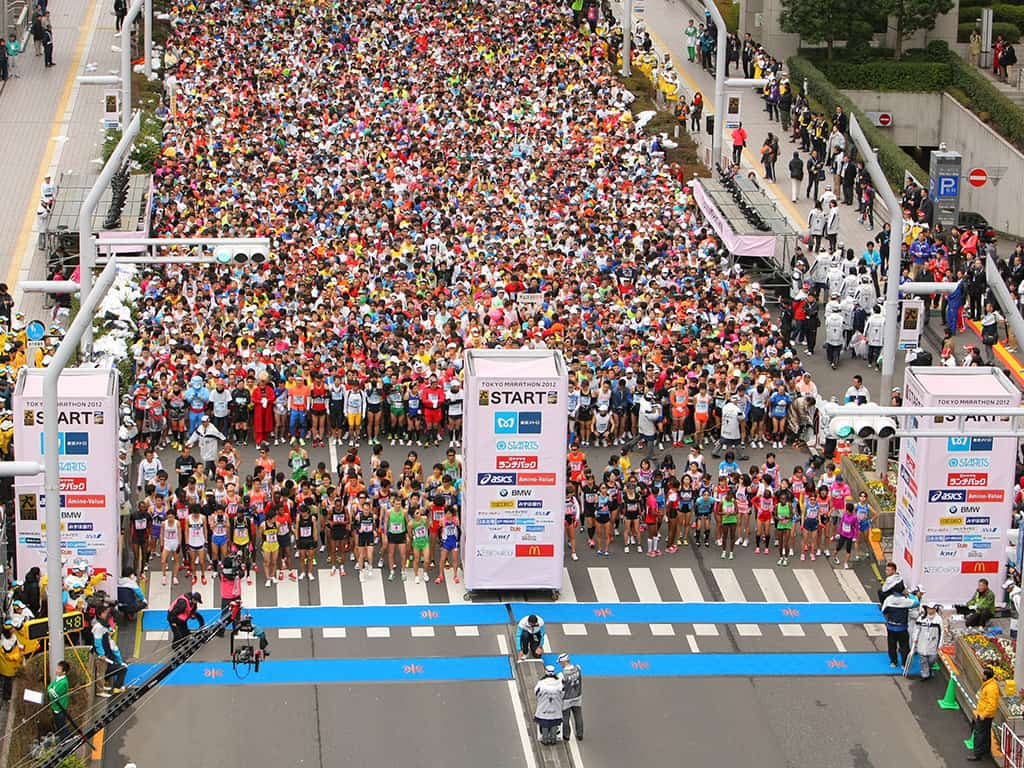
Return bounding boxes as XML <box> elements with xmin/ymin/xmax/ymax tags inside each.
<box><xmin>115</xmin><ymin>0</ymin><xmax>910</xmax><ymax>587</ymax></box>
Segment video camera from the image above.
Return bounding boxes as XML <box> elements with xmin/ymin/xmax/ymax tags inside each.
<box><xmin>229</xmin><ymin>613</ymin><xmax>269</xmax><ymax>675</ymax></box>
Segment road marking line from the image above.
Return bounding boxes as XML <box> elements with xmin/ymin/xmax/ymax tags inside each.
<box><xmin>8</xmin><ymin>0</ymin><xmax>100</xmax><ymax>294</ymax></box>
<box><xmin>561</xmin><ymin>567</ymin><xmax>578</xmax><ymax>602</ymax></box>
<box><xmin>366</xmin><ymin>627</ymin><xmax>390</xmax><ymax>639</ymax></box>
<box><xmin>864</xmin><ymin>624</ymin><xmax>887</xmax><ymax>637</ymax></box>
<box><xmin>693</xmin><ymin>624</ymin><xmax>719</xmax><ymax>636</ymax></box>
<box><xmin>275</xmin><ymin>577</ymin><xmax>300</xmax><ymax>607</ymax></box>
<box><xmin>561</xmin><ymin>623</ymin><xmax>588</xmax><ymax>636</ymax></box>
<box><xmin>402</xmin><ymin>572</ymin><xmax>429</xmax><ymax>605</ymax></box>
<box><xmin>322</xmin><ymin>627</ymin><xmax>347</xmax><ymax>639</ymax></box>
<box><xmin>241</xmin><ymin>576</ymin><xmax>258</xmax><ymax>609</ymax></box>
<box><xmin>278</xmin><ymin>628</ymin><xmax>301</xmax><ymax>640</ymax></box>
<box><xmin>686</xmin><ymin>634</ymin><xmax>699</xmax><ymax>653</ymax></box>
<box><xmin>133</xmin><ymin>614</ymin><xmax>142</xmax><ymax>658</ymax></box>
<box><xmin>751</xmin><ymin>569</ymin><xmax>788</xmax><ymax>602</ymax></box>
<box><xmin>542</xmin><ymin>632</ymin><xmax>552</xmax><ymax>653</ymax></box>
<box><xmin>793</xmin><ymin>569</ymin><xmax>830</xmax><ymax>602</ymax></box>
<box><xmin>147</xmin><ymin>575</ymin><xmax>171</xmax><ymax>611</ymax></box>
<box><xmin>588</xmin><ymin>567</ymin><xmax>620</xmax><ymax>603</ymax></box>
<box><xmin>195</xmin><ymin>576</ymin><xmax>215</xmax><ymax>608</ymax></box>
<box><xmin>628</xmin><ymin>567</ymin><xmax>661</xmax><ymax>602</ymax></box>
<box><xmin>410</xmin><ymin>626</ymin><xmax>435</xmax><ymax>638</ymax></box>
<box><xmin>497</xmin><ymin>632</ymin><xmax>509</xmax><ymax>656</ymax></box>
<box><xmin>835</xmin><ymin>569</ymin><xmax>872</xmax><ymax>602</ymax></box>
<box><xmin>650</xmin><ymin>623</ymin><xmax>675</xmax><ymax>636</ymax></box>
<box><xmin>823</xmin><ymin>624</ymin><xmax>848</xmax><ymax>638</ymax></box>
<box><xmin>454</xmin><ymin>626</ymin><xmax>479</xmax><ymax>637</ymax></box>
<box><xmin>316</xmin><ymin>569</ymin><xmax>344</xmax><ymax>606</ymax></box>
<box><xmin>780</xmin><ymin>625</ymin><xmax>806</xmax><ymax>637</ymax></box>
<box><xmin>605</xmin><ymin>624</ymin><xmax>631</xmax><ymax>636</ymax></box>
<box><xmin>830</xmin><ymin>634</ymin><xmax>847</xmax><ymax>652</ymax></box>
<box><xmin>711</xmin><ymin>568</ymin><xmax>760</xmax><ymax>635</ymax></box>
<box><xmin>670</xmin><ymin>567</ymin><xmax>703</xmax><ymax>602</ymax></box>
<box><xmin>360</xmin><ymin>573</ymin><xmax>386</xmax><ymax>605</ymax></box>
<box><xmin>507</xmin><ymin>679</ymin><xmax>539</xmax><ymax>768</ymax></box>
<box><xmin>144</xmin><ymin>630</ymin><xmax>168</xmax><ymax>642</ymax></box>
<box><xmin>444</xmin><ymin>574</ymin><xmax>467</xmax><ymax>604</ymax></box>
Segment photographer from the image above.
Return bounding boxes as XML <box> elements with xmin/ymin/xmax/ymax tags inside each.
<box><xmin>167</xmin><ymin>591</ymin><xmax>204</xmax><ymax>648</ymax></box>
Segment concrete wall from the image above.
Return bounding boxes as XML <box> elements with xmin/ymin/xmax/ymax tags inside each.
<box><xmin>938</xmin><ymin>92</ymin><xmax>1024</xmax><ymax>236</ymax></box>
<box><xmin>839</xmin><ymin>90</ymin><xmax>1024</xmax><ymax>236</ymax></box>
<box><xmin>842</xmin><ymin>90</ymin><xmax>943</xmax><ymax>148</ymax></box>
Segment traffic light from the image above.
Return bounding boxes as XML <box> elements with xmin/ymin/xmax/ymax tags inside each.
<box><xmin>824</xmin><ymin>402</ymin><xmax>897</xmax><ymax>439</ymax></box>
<box><xmin>213</xmin><ymin>245</ymin><xmax>267</xmax><ymax>265</ymax></box>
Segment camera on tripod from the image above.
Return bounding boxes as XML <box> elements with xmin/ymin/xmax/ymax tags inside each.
<box><xmin>229</xmin><ymin>613</ymin><xmax>269</xmax><ymax>674</ymax></box>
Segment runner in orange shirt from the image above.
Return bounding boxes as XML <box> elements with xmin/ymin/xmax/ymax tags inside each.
<box><xmin>287</xmin><ymin>377</ymin><xmax>310</xmax><ymax>446</ymax></box>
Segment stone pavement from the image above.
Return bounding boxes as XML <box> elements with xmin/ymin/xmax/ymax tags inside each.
<box><xmin>0</xmin><ymin>0</ymin><xmax>126</xmax><ymax>321</ymax></box>
<box><xmin>622</xmin><ymin>0</ymin><xmax>893</xmax><ymax>260</ymax></box>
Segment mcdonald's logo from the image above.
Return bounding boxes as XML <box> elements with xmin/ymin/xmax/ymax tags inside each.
<box><xmin>960</xmin><ymin>560</ymin><xmax>998</xmax><ymax>574</ymax></box>
<box><xmin>515</xmin><ymin>544</ymin><xmax>554</xmax><ymax>557</ymax></box>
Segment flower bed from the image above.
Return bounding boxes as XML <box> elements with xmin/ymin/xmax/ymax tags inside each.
<box><xmin>841</xmin><ymin>454</ymin><xmax>896</xmax><ymax>536</ymax></box>
<box><xmin>963</xmin><ymin>632</ymin><xmax>1014</xmax><ymax>680</ymax></box>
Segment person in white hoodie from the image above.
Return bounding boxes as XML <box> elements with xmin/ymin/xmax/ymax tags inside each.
<box><xmin>912</xmin><ymin>603</ymin><xmax>943</xmax><ymax>681</ymax></box>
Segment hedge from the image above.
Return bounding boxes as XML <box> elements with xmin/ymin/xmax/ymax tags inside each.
<box><xmin>948</xmin><ymin>53</ymin><xmax>1024</xmax><ymax>151</ymax></box>
<box><xmin>786</xmin><ymin>55</ymin><xmax>929</xmax><ymax>187</ymax></box>
<box><xmin>957</xmin><ymin>21</ymin><xmax>1020</xmax><ymax>43</ymax></box>
<box><xmin>994</xmin><ymin>3</ymin><xmax>1024</xmax><ymax>25</ymax></box>
<box><xmin>815</xmin><ymin>61</ymin><xmax>952</xmax><ymax>91</ymax></box>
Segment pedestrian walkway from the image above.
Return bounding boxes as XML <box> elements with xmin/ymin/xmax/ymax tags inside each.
<box><xmin>0</xmin><ymin>0</ymin><xmax>125</xmax><ymax>319</ymax></box>
<box><xmin>630</xmin><ymin>0</ymin><xmax>892</xmax><ymax>255</ymax></box>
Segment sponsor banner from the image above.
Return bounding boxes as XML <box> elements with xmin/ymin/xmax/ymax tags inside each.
<box><xmin>892</xmin><ymin>369</ymin><xmax>1018</xmax><ymax>606</ymax></box>
<box><xmin>14</xmin><ymin>370</ymin><xmax>121</xmax><ymax>584</ymax></box>
<box><xmin>463</xmin><ymin>351</ymin><xmax>567</xmax><ymax>590</ymax></box>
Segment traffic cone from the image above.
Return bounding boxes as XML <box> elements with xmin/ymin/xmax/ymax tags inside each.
<box><xmin>964</xmin><ymin>730</ymin><xmax>975</xmax><ymax>750</ymax></box>
<box><xmin>938</xmin><ymin>676</ymin><xmax>961</xmax><ymax>710</ymax></box>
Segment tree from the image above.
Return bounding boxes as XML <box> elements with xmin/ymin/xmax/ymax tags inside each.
<box><xmin>779</xmin><ymin>0</ymin><xmax>860</xmax><ymax>60</ymax></box>
<box><xmin>882</xmin><ymin>0</ymin><xmax>955</xmax><ymax>60</ymax></box>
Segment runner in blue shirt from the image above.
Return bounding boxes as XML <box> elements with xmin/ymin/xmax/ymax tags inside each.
<box><xmin>768</xmin><ymin>384</ymin><xmax>792</xmax><ymax>450</ymax></box>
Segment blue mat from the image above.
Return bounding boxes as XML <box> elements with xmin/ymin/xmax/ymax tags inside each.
<box><xmin>541</xmin><ymin>652</ymin><xmax>916</xmax><ymax>677</ymax></box>
<box><xmin>125</xmin><ymin>655</ymin><xmax>513</xmax><ymax>686</ymax></box>
<box><xmin>141</xmin><ymin>603</ymin><xmax>510</xmax><ymax>630</ymax></box>
<box><xmin>510</xmin><ymin>602</ymin><xmax>884</xmax><ymax>625</ymax></box>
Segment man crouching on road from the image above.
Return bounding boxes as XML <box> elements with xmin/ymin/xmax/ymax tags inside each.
<box><xmin>517</xmin><ymin>614</ymin><xmax>545</xmax><ymax>660</ymax></box>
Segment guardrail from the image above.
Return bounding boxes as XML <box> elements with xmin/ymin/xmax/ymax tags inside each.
<box><xmin>1003</xmin><ymin>723</ymin><xmax>1024</xmax><ymax>768</ymax></box>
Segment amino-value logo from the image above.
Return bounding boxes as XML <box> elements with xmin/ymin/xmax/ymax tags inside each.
<box><xmin>947</xmin><ymin>472</ymin><xmax>988</xmax><ymax>487</ymax></box>
<box><xmin>496</xmin><ymin>455</ymin><xmax>539</xmax><ymax>470</ymax></box>
<box><xmin>476</xmin><ymin>472</ymin><xmax>517</xmax><ymax>486</ymax></box>
<box><xmin>968</xmin><ymin>489</ymin><xmax>1005</xmax><ymax>503</ymax></box>
<box><xmin>517</xmin><ymin>472</ymin><xmax>557</xmax><ymax>486</ymax></box>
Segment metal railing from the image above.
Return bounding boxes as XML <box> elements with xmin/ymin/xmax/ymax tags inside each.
<box><xmin>1002</xmin><ymin>723</ymin><xmax>1024</xmax><ymax>768</ymax></box>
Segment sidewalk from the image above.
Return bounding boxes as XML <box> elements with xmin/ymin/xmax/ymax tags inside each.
<box><xmin>630</xmin><ymin>0</ymin><xmax>891</xmax><ymax>258</ymax></box>
<box><xmin>0</xmin><ymin>0</ymin><xmax>124</xmax><ymax>322</ymax></box>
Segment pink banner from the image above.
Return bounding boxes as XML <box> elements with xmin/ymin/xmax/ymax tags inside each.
<box><xmin>692</xmin><ymin>180</ymin><xmax>777</xmax><ymax>260</ymax></box>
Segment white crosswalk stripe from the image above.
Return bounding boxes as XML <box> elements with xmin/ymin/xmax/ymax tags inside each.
<box><xmin>752</xmin><ymin>568</ymin><xmax>805</xmax><ymax>637</ymax></box>
<box><xmin>794</xmin><ymin>569</ymin><xmax>846</xmax><ymax>642</ymax></box>
<box><xmin>317</xmin><ymin>569</ymin><xmax>344</xmax><ymax>606</ymax></box>
<box><xmin>275</xmin><ymin>578</ymin><xmax>300</xmax><ymax>607</ymax></box>
<box><xmin>588</xmin><ymin>567</ymin><xmax>620</xmax><ymax>602</ymax></box>
<box><xmin>402</xmin><ymin>573</ymin><xmax>429</xmax><ymax>605</ymax></box>
<box><xmin>629</xmin><ymin>567</ymin><xmax>661</xmax><ymax>602</ymax></box>
<box><xmin>835</xmin><ymin>569</ymin><xmax>886</xmax><ymax>637</ymax></box>
<box><xmin>359</xmin><ymin>572</ymin><xmax>386</xmax><ymax>605</ymax></box>
<box><xmin>711</xmin><ymin>568</ymin><xmax>761</xmax><ymax>637</ymax></box>
<box><xmin>147</xmin><ymin>574</ymin><xmax>172</xmax><ymax>611</ymax></box>
<box><xmin>670</xmin><ymin>567</ymin><xmax>704</xmax><ymax>602</ymax></box>
<box><xmin>560</xmin><ymin>567</ymin><xmax>578</xmax><ymax>602</ymax></box>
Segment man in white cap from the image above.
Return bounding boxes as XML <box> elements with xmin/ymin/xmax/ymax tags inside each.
<box><xmin>534</xmin><ymin>665</ymin><xmax>564</xmax><ymax>745</ymax></box>
<box><xmin>558</xmin><ymin>653</ymin><xmax>584</xmax><ymax>742</ymax></box>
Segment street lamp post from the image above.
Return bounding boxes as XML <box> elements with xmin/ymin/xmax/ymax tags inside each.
<box><xmin>846</xmin><ymin>115</ymin><xmax>904</xmax><ymax>476</ymax></box>
<box><xmin>621</xmin><ymin>0</ymin><xmax>633</xmax><ymax>77</ymax></box>
<box><xmin>78</xmin><ymin>111</ymin><xmax>140</xmax><ymax>358</ymax></box>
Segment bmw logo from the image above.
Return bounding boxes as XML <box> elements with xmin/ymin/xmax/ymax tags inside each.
<box><xmin>499</xmin><ymin>488</ymin><xmax>509</xmax><ymax>498</ymax></box>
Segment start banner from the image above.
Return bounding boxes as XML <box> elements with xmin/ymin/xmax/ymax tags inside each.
<box><xmin>13</xmin><ymin>368</ymin><xmax>121</xmax><ymax>584</ymax></box>
<box><xmin>462</xmin><ymin>350</ymin><xmax>567</xmax><ymax>592</ymax></box>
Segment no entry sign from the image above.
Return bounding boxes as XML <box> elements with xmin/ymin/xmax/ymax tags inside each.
<box><xmin>968</xmin><ymin>168</ymin><xmax>988</xmax><ymax>187</ymax></box>
<box><xmin>877</xmin><ymin>113</ymin><xmax>892</xmax><ymax>126</ymax></box>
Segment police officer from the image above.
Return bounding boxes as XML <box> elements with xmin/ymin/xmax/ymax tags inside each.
<box><xmin>824</xmin><ymin>302</ymin><xmax>845</xmax><ymax>370</ymax></box>
<box><xmin>558</xmin><ymin>653</ymin><xmax>584</xmax><ymax>742</ymax></box>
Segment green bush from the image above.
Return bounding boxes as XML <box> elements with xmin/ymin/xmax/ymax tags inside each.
<box><xmin>958</xmin><ymin>20</ymin><xmax>1020</xmax><ymax>41</ymax></box>
<box><xmin>994</xmin><ymin>3</ymin><xmax>1024</xmax><ymax>26</ymax></box>
<box><xmin>816</xmin><ymin>61</ymin><xmax>951</xmax><ymax>91</ymax></box>
<box><xmin>715</xmin><ymin>0</ymin><xmax>739</xmax><ymax>33</ymax></box>
<box><xmin>949</xmin><ymin>54</ymin><xmax>1024</xmax><ymax>151</ymax></box>
<box><xmin>786</xmin><ymin>55</ymin><xmax>929</xmax><ymax>188</ymax></box>
<box><xmin>960</xmin><ymin>4</ymin><xmax>985</xmax><ymax>21</ymax></box>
